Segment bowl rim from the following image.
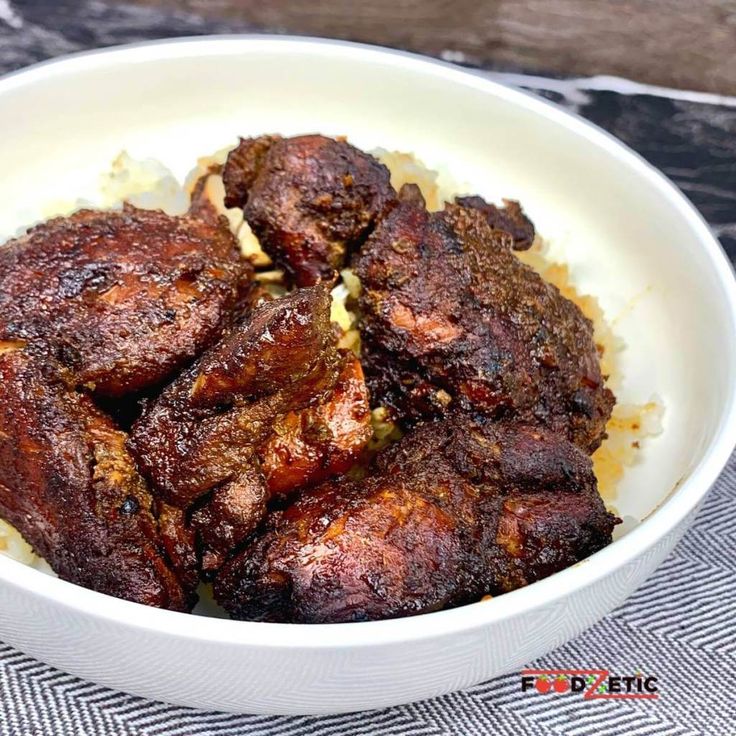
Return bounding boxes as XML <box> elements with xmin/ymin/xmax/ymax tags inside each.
<box><xmin>1</xmin><ymin>34</ymin><xmax>735</xmax><ymax>651</ymax></box>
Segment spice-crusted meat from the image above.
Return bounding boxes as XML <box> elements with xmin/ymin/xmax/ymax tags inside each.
<box><xmin>129</xmin><ymin>287</ymin><xmax>372</xmax><ymax>574</ymax></box>
<box><xmin>260</xmin><ymin>354</ymin><xmax>372</xmax><ymax>499</ymax></box>
<box><xmin>222</xmin><ymin>134</ymin><xmax>397</xmax><ymax>286</ymax></box>
<box><xmin>355</xmin><ymin>193</ymin><xmax>614</xmax><ymax>452</ymax></box>
<box><xmin>0</xmin><ymin>205</ymin><xmax>251</xmax><ymax>397</ymax></box>
<box><xmin>455</xmin><ymin>195</ymin><xmax>536</xmax><ymax>250</ymax></box>
<box><xmin>214</xmin><ymin>417</ymin><xmax>618</xmax><ymax>623</ymax></box>
<box><xmin>0</xmin><ymin>342</ymin><xmax>195</xmax><ymax>610</ymax></box>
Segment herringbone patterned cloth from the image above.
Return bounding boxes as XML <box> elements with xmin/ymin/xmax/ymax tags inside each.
<box><xmin>2</xmin><ymin>455</ymin><xmax>734</xmax><ymax>734</ymax></box>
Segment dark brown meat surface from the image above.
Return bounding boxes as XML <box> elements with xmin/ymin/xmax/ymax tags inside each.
<box><xmin>455</xmin><ymin>195</ymin><xmax>536</xmax><ymax>251</ymax></box>
<box><xmin>0</xmin><ymin>205</ymin><xmax>250</xmax><ymax>398</ymax></box>
<box><xmin>129</xmin><ymin>286</ymin><xmax>372</xmax><ymax>575</ymax></box>
<box><xmin>355</xmin><ymin>195</ymin><xmax>614</xmax><ymax>452</ymax></box>
<box><xmin>0</xmin><ymin>342</ymin><xmax>194</xmax><ymax>610</ymax></box>
<box><xmin>222</xmin><ymin>135</ymin><xmax>397</xmax><ymax>287</ymax></box>
<box><xmin>129</xmin><ymin>286</ymin><xmax>340</xmax><ymax>509</ymax></box>
<box><xmin>259</xmin><ymin>353</ymin><xmax>372</xmax><ymax>499</ymax></box>
<box><xmin>215</xmin><ymin>417</ymin><xmax>618</xmax><ymax>623</ymax></box>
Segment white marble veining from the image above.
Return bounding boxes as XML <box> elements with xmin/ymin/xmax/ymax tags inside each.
<box><xmin>487</xmin><ymin>72</ymin><xmax>736</xmax><ymax>109</ymax></box>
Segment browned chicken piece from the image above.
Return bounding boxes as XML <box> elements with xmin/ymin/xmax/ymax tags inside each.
<box><xmin>215</xmin><ymin>417</ymin><xmax>618</xmax><ymax>623</ymax></box>
<box><xmin>355</xmin><ymin>192</ymin><xmax>614</xmax><ymax>452</ymax></box>
<box><xmin>260</xmin><ymin>354</ymin><xmax>372</xmax><ymax>499</ymax></box>
<box><xmin>129</xmin><ymin>287</ymin><xmax>340</xmax><ymax>508</ymax></box>
<box><xmin>193</xmin><ymin>355</ymin><xmax>371</xmax><ymax>573</ymax></box>
<box><xmin>189</xmin><ymin>470</ymin><xmax>268</xmax><ymax>576</ymax></box>
<box><xmin>455</xmin><ymin>195</ymin><xmax>536</xmax><ymax>250</ymax></box>
<box><xmin>129</xmin><ymin>286</ymin><xmax>372</xmax><ymax>575</ymax></box>
<box><xmin>187</xmin><ymin>284</ymin><xmax>338</xmax><ymax>411</ymax></box>
<box><xmin>155</xmin><ymin>501</ymin><xmax>200</xmax><ymax>595</ymax></box>
<box><xmin>0</xmin><ymin>205</ymin><xmax>251</xmax><ymax>398</ymax></box>
<box><xmin>222</xmin><ymin>134</ymin><xmax>397</xmax><ymax>286</ymax></box>
<box><xmin>0</xmin><ymin>341</ymin><xmax>195</xmax><ymax>610</ymax></box>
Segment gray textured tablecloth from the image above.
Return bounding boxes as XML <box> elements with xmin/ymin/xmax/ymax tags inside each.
<box><xmin>2</xmin><ymin>2</ymin><xmax>736</xmax><ymax>734</ymax></box>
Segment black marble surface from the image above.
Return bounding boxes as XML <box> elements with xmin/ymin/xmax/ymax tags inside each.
<box><xmin>1</xmin><ymin>0</ymin><xmax>734</xmax><ymax>263</ymax></box>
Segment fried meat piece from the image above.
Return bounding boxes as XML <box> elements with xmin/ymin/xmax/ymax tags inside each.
<box><xmin>129</xmin><ymin>287</ymin><xmax>340</xmax><ymax>508</ymax></box>
<box><xmin>0</xmin><ymin>342</ymin><xmax>194</xmax><ymax>610</ymax></box>
<box><xmin>222</xmin><ymin>135</ymin><xmax>396</xmax><ymax>286</ymax></box>
<box><xmin>259</xmin><ymin>354</ymin><xmax>372</xmax><ymax>499</ymax></box>
<box><xmin>215</xmin><ymin>418</ymin><xmax>617</xmax><ymax>623</ymax></box>
<box><xmin>455</xmin><ymin>195</ymin><xmax>536</xmax><ymax>250</ymax></box>
<box><xmin>355</xmin><ymin>197</ymin><xmax>614</xmax><ymax>452</ymax></box>
<box><xmin>129</xmin><ymin>287</ymin><xmax>372</xmax><ymax>574</ymax></box>
<box><xmin>0</xmin><ymin>206</ymin><xmax>250</xmax><ymax>397</ymax></box>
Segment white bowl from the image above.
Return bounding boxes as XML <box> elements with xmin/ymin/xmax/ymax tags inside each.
<box><xmin>0</xmin><ymin>36</ymin><xmax>735</xmax><ymax>715</ymax></box>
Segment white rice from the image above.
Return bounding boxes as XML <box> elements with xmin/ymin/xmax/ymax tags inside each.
<box><xmin>0</xmin><ymin>519</ymin><xmax>36</xmax><ymax>565</ymax></box>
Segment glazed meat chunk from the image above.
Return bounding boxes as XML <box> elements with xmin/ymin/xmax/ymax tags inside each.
<box><xmin>129</xmin><ymin>287</ymin><xmax>372</xmax><ymax>574</ymax></box>
<box><xmin>130</xmin><ymin>287</ymin><xmax>342</xmax><ymax>509</ymax></box>
<box><xmin>222</xmin><ymin>134</ymin><xmax>397</xmax><ymax>286</ymax></box>
<box><xmin>215</xmin><ymin>417</ymin><xmax>618</xmax><ymax>623</ymax></box>
<box><xmin>0</xmin><ymin>205</ymin><xmax>250</xmax><ymax>397</ymax></box>
<box><xmin>260</xmin><ymin>354</ymin><xmax>371</xmax><ymax>499</ymax></box>
<box><xmin>189</xmin><ymin>352</ymin><xmax>371</xmax><ymax>575</ymax></box>
<box><xmin>0</xmin><ymin>342</ymin><xmax>194</xmax><ymax>610</ymax></box>
<box><xmin>355</xmin><ymin>194</ymin><xmax>614</xmax><ymax>452</ymax></box>
<box><xmin>455</xmin><ymin>195</ymin><xmax>536</xmax><ymax>250</ymax></box>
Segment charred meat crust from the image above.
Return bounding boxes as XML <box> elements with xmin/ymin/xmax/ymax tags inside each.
<box><xmin>128</xmin><ymin>286</ymin><xmax>372</xmax><ymax>575</ymax></box>
<box><xmin>215</xmin><ymin>417</ymin><xmax>618</xmax><ymax>623</ymax></box>
<box><xmin>0</xmin><ymin>343</ymin><xmax>195</xmax><ymax>610</ymax></box>
<box><xmin>129</xmin><ymin>287</ymin><xmax>341</xmax><ymax>509</ymax></box>
<box><xmin>455</xmin><ymin>195</ymin><xmax>536</xmax><ymax>250</ymax></box>
<box><xmin>355</xmin><ymin>199</ymin><xmax>614</xmax><ymax>452</ymax></box>
<box><xmin>0</xmin><ymin>205</ymin><xmax>251</xmax><ymax>398</ymax></box>
<box><xmin>222</xmin><ymin>134</ymin><xmax>397</xmax><ymax>286</ymax></box>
